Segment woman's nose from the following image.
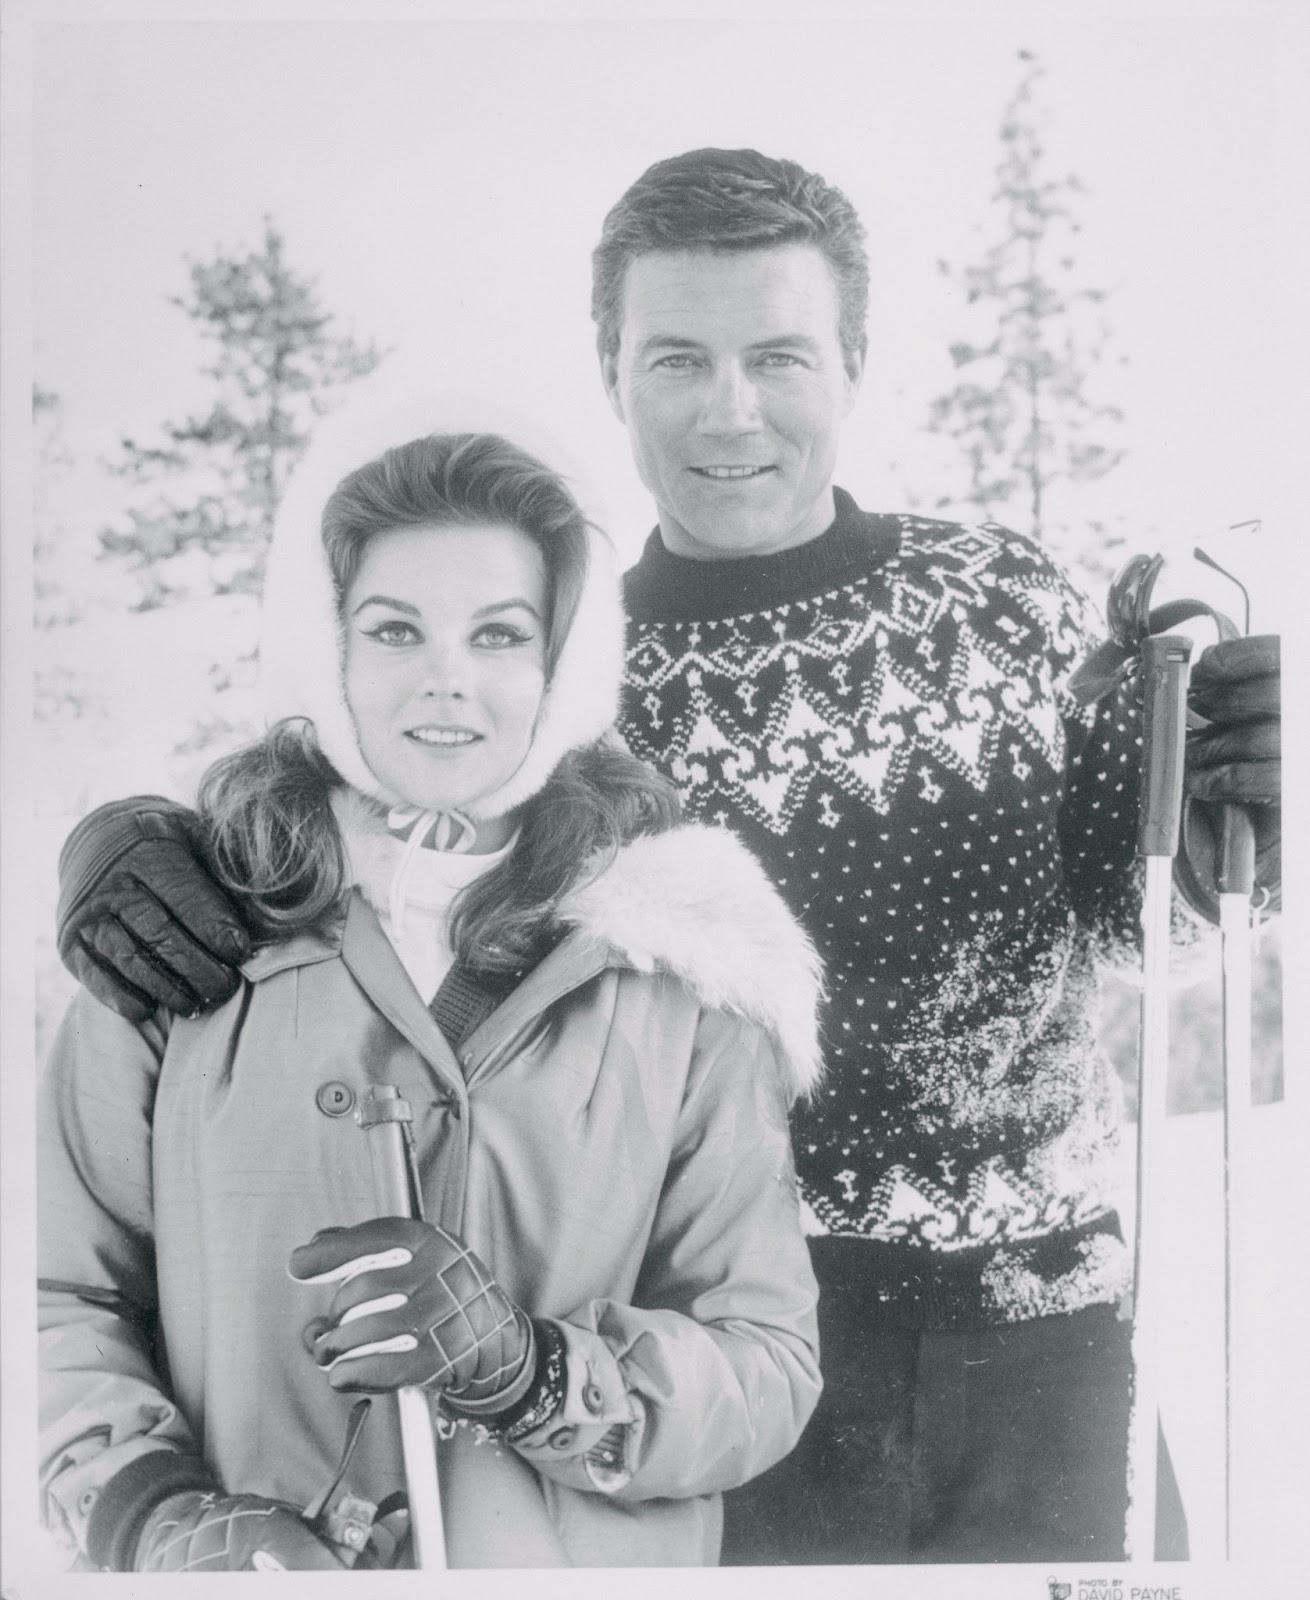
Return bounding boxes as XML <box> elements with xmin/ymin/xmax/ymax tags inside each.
<box><xmin>417</xmin><ymin>639</ymin><xmax>471</xmax><ymax>698</ymax></box>
<box><xmin>698</xmin><ymin>363</ymin><xmax>762</xmax><ymax>434</ymax></box>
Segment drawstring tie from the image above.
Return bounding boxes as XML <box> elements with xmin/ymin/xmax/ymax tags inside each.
<box><xmin>385</xmin><ymin>806</ymin><xmax>477</xmax><ymax>937</ymax></box>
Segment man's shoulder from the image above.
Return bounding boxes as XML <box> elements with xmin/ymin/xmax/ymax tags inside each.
<box><xmin>892</xmin><ymin>510</ymin><xmax>1056</xmax><ymax>566</ymax></box>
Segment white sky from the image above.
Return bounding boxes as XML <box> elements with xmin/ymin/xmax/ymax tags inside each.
<box><xmin>26</xmin><ymin>8</ymin><xmax>1302</xmax><ymax>605</ymax></box>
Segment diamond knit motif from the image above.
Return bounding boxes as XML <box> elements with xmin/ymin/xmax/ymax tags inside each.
<box><xmin>624</xmin><ymin>524</ymin><xmax>1087</xmax><ymax>840</ymax></box>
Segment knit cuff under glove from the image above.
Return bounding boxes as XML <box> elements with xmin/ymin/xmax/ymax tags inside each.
<box><xmin>492</xmin><ymin>1318</ymin><xmax>568</xmax><ymax>1442</ymax></box>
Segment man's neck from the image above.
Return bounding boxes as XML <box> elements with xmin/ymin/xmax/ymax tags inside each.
<box><xmin>656</xmin><ymin>485</ymin><xmax>838</xmax><ymax>562</ymax></box>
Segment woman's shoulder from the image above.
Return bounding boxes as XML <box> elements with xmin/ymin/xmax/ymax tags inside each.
<box><xmin>555</xmin><ymin>824</ymin><xmax>825</xmax><ymax>1101</ymax></box>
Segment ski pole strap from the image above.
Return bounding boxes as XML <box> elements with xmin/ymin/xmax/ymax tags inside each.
<box><xmin>1068</xmin><ymin>597</ymin><xmax>1233</xmax><ymax>708</ymax></box>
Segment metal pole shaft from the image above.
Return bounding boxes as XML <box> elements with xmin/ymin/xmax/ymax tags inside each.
<box><xmin>1125</xmin><ymin>633</ymin><xmax>1193</xmax><ymax>1562</ymax></box>
<box><xmin>1127</xmin><ymin>855</ymin><xmax>1174</xmax><ymax>1560</ymax></box>
<box><xmin>360</xmin><ymin>1086</ymin><xmax>448</xmax><ymax>1571</ymax></box>
<box><xmin>1218</xmin><ymin>806</ymin><xmax>1256</xmax><ymax>1561</ymax></box>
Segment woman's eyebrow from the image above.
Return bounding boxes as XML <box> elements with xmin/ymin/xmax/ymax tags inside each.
<box><xmin>475</xmin><ymin>599</ymin><xmax>543</xmax><ymax>621</ymax></box>
<box><xmin>351</xmin><ymin>594</ymin><xmax>420</xmax><ymax>617</ymax></box>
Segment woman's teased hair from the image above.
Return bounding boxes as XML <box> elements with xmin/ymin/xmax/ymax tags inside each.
<box><xmin>199</xmin><ymin>432</ymin><xmax>679</xmax><ymax>973</ymax></box>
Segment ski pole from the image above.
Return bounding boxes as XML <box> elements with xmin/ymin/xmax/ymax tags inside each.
<box><xmin>1126</xmin><ymin>628</ymin><xmax>1193</xmax><ymax>1561</ymax></box>
<box><xmin>1191</xmin><ymin>542</ymin><xmax>1260</xmax><ymax>1562</ymax></box>
<box><xmin>1216</xmin><ymin>805</ymin><xmax>1255</xmax><ymax>1559</ymax></box>
<box><xmin>1078</xmin><ymin>549</ymin><xmax>1259</xmax><ymax>1561</ymax></box>
<box><xmin>357</xmin><ymin>1084</ymin><xmax>448</xmax><ymax>1570</ymax></box>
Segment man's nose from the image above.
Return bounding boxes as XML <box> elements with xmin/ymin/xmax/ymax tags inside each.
<box><xmin>697</xmin><ymin>362</ymin><xmax>762</xmax><ymax>434</ymax></box>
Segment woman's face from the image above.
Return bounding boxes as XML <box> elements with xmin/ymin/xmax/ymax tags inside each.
<box><xmin>343</xmin><ymin>521</ymin><xmax>548</xmax><ymax>847</ymax></box>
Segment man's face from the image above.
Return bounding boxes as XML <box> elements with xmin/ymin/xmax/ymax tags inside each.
<box><xmin>601</xmin><ymin>243</ymin><xmax>864</xmax><ymax>561</ymax></box>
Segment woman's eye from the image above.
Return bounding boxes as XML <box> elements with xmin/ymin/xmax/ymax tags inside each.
<box><xmin>367</xmin><ymin>620</ymin><xmax>420</xmax><ymax>646</ymax></box>
<box><xmin>475</xmin><ymin>623</ymin><xmax>530</xmax><ymax>648</ymax></box>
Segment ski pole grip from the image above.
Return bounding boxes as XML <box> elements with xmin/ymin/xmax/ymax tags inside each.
<box><xmin>1138</xmin><ymin>635</ymin><xmax>1193</xmax><ymax>859</ymax></box>
<box><xmin>1217</xmin><ymin>806</ymin><xmax>1256</xmax><ymax>898</ymax></box>
<box><xmin>358</xmin><ymin>1086</ymin><xmax>415</xmax><ymax>1218</ymax></box>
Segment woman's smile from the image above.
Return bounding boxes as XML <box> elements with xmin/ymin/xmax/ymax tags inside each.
<box><xmin>405</xmin><ymin>725</ymin><xmax>481</xmax><ymax>748</ymax></box>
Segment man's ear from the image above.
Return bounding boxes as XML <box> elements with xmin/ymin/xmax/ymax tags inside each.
<box><xmin>599</xmin><ymin>345</ymin><xmax>626</xmax><ymax>424</ymax></box>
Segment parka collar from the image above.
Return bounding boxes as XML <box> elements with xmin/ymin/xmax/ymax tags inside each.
<box><xmin>239</xmin><ymin>892</ymin><xmax>612</xmax><ymax>1095</ymax></box>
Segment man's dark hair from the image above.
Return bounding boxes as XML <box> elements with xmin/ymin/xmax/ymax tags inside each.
<box><xmin>591</xmin><ymin>147</ymin><xmax>869</xmax><ymax>362</ymax></box>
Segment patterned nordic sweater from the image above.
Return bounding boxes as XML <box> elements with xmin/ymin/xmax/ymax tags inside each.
<box><xmin>620</xmin><ymin>489</ymin><xmax>1145</xmax><ymax>1328</ymax></box>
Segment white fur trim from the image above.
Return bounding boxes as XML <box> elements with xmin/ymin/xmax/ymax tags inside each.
<box><xmin>558</xmin><ymin>826</ymin><xmax>826</xmax><ymax>1103</ymax></box>
<box><xmin>259</xmin><ymin>384</ymin><xmax>624</xmax><ymax>815</ymax></box>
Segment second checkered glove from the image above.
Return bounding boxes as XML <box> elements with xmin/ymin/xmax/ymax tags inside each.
<box><xmin>289</xmin><ymin>1218</ymin><xmax>536</xmax><ymax>1418</ymax></box>
<box><xmin>134</xmin><ymin>1491</ymin><xmax>345</xmax><ymax>1572</ymax></box>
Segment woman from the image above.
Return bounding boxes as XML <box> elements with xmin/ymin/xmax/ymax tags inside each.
<box><xmin>38</xmin><ymin>426</ymin><xmax>824</xmax><ymax>1571</ymax></box>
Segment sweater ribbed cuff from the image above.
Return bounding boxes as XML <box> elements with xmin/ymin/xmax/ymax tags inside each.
<box><xmin>85</xmin><ymin>1449</ymin><xmax>220</xmax><ymax>1571</ymax></box>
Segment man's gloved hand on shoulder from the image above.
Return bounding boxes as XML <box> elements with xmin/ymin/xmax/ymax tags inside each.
<box><xmin>56</xmin><ymin>796</ymin><xmax>250</xmax><ymax>1021</ymax></box>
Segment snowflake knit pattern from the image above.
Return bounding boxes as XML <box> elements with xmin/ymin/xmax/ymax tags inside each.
<box><xmin>621</xmin><ymin>490</ymin><xmax>1144</xmax><ymax>1327</ymax></box>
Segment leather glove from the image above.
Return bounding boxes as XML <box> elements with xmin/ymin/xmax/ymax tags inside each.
<box><xmin>134</xmin><ymin>1489</ymin><xmax>345</xmax><ymax>1572</ymax></box>
<box><xmin>57</xmin><ymin>796</ymin><xmax>251</xmax><ymax>1021</ymax></box>
<box><xmin>1177</xmin><ymin>634</ymin><xmax>1281</xmax><ymax>921</ymax></box>
<box><xmin>289</xmin><ymin>1217</ymin><xmax>537</xmax><ymax>1417</ymax></box>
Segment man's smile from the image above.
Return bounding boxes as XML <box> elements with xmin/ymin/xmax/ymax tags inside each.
<box><xmin>690</xmin><ymin>466</ymin><xmax>777</xmax><ymax>480</ymax></box>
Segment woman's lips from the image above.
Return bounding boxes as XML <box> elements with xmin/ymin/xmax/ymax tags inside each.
<box><xmin>405</xmin><ymin>727</ymin><xmax>481</xmax><ymax>747</ymax></box>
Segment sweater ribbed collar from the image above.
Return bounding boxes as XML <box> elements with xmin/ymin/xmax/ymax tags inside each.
<box><xmin>621</xmin><ymin>487</ymin><xmax>904</xmax><ymax>623</ymax></box>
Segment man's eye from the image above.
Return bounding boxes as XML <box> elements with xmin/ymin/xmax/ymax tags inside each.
<box><xmin>654</xmin><ymin>353</ymin><xmax>699</xmax><ymax>370</ymax></box>
<box><xmin>758</xmin><ymin>351</ymin><xmax>803</xmax><ymax>368</ymax></box>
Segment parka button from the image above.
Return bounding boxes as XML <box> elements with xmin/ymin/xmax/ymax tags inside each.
<box><xmin>582</xmin><ymin>1383</ymin><xmax>604</xmax><ymax>1414</ymax></box>
<box><xmin>315</xmin><ymin>1081</ymin><xmax>355</xmax><ymax>1117</ymax></box>
<box><xmin>548</xmin><ymin>1426</ymin><xmax>577</xmax><ymax>1451</ymax></box>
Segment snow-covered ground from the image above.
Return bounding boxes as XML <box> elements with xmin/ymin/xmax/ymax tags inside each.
<box><xmin>1116</xmin><ymin>1102</ymin><xmax>1308</xmax><ymax>1563</ymax></box>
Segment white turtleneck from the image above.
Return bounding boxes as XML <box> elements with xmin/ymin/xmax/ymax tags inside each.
<box><xmin>371</xmin><ymin>829</ymin><xmax>514</xmax><ymax>1004</ymax></box>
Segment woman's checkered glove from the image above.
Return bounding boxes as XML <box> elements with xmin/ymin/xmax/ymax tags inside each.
<box><xmin>289</xmin><ymin>1218</ymin><xmax>537</xmax><ymax>1418</ymax></box>
<box><xmin>134</xmin><ymin>1490</ymin><xmax>345</xmax><ymax>1572</ymax></box>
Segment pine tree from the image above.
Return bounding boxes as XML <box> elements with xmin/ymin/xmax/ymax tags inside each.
<box><xmin>925</xmin><ymin>51</ymin><xmax>1128</xmax><ymax>579</ymax></box>
<box><xmin>100</xmin><ymin>221</ymin><xmax>384</xmax><ymax>607</ymax></box>
<box><xmin>34</xmin><ymin>383</ymin><xmax>77</xmax><ymax>628</ymax></box>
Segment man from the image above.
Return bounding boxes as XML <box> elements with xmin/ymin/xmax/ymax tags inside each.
<box><xmin>56</xmin><ymin>149</ymin><xmax>1281</xmax><ymax>1564</ymax></box>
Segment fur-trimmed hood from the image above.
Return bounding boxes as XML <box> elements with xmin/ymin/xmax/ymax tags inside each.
<box><xmin>335</xmin><ymin>791</ymin><xmax>824</xmax><ymax>1103</ymax></box>
<box><xmin>259</xmin><ymin>389</ymin><xmax>626</xmax><ymax>820</ymax></box>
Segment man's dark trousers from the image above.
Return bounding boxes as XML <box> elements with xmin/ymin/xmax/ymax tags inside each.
<box><xmin>721</xmin><ymin>1237</ymin><xmax>1188</xmax><ymax>1564</ymax></box>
